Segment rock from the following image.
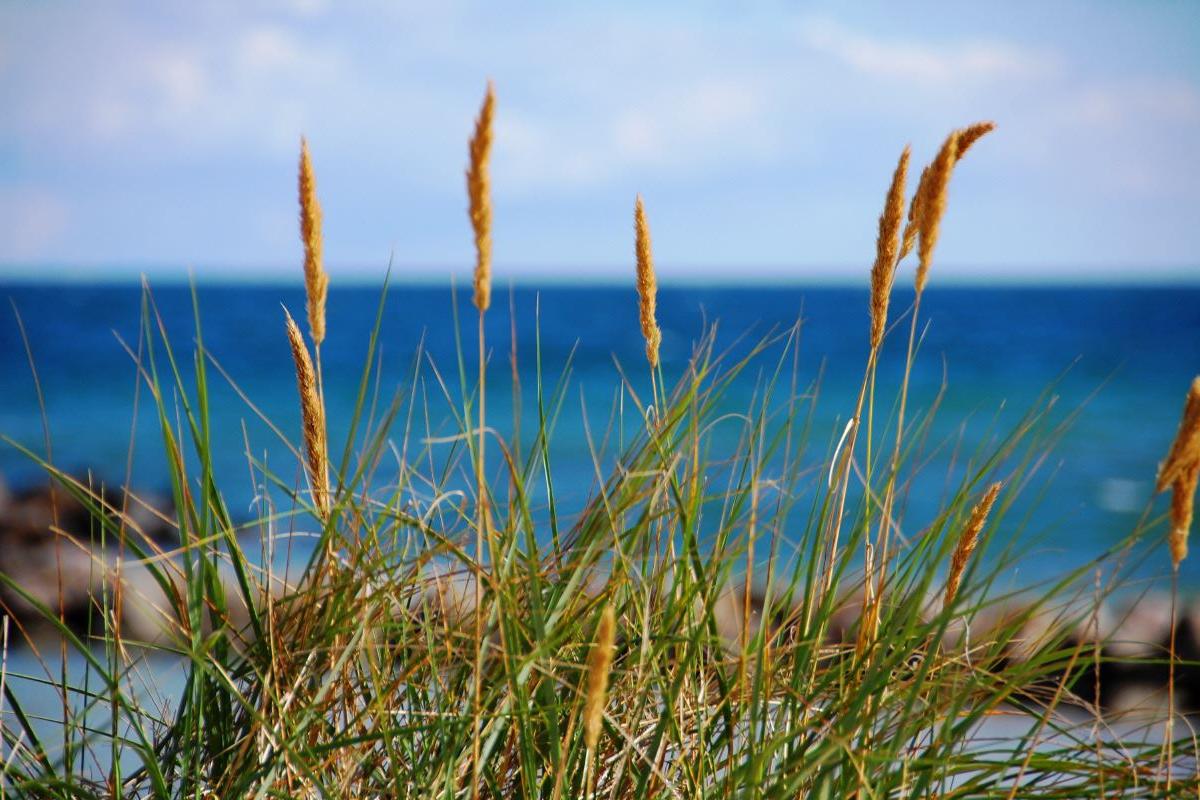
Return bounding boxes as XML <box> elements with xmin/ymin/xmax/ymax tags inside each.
<box><xmin>116</xmin><ymin>491</ymin><xmax>178</xmax><ymax>547</ymax></box>
<box><xmin>410</xmin><ymin>564</ymin><xmax>481</xmax><ymax>631</ymax></box>
<box><xmin>983</xmin><ymin>593</ymin><xmax>1200</xmax><ymax>715</ymax></box>
<box><xmin>114</xmin><ymin>559</ymin><xmax>179</xmax><ymax>644</ymax></box>
<box><xmin>0</xmin><ymin>475</ymin><xmax>177</xmax><ymax>550</ymax></box>
<box><xmin>1105</xmin><ymin>594</ymin><xmax>1174</xmax><ymax>660</ymax></box>
<box><xmin>824</xmin><ymin>590</ymin><xmax>865</xmax><ymax>648</ymax></box>
<box><xmin>1109</xmin><ymin>682</ymin><xmax>1172</xmax><ymax>718</ymax></box>
<box><xmin>1090</xmin><ymin>594</ymin><xmax>1175</xmax><ymax>711</ymax></box>
<box><xmin>1179</xmin><ymin>599</ymin><xmax>1200</xmax><ymax>712</ymax></box>
<box><xmin>708</xmin><ymin>584</ymin><xmax>764</xmax><ymax>651</ymax></box>
<box><xmin>0</xmin><ymin>537</ymin><xmax>106</xmax><ymax>637</ymax></box>
<box><xmin>0</xmin><ymin>472</ymin><xmax>257</xmax><ymax>648</ymax></box>
<box><xmin>115</xmin><ymin>559</ymin><xmax>263</xmax><ymax>649</ymax></box>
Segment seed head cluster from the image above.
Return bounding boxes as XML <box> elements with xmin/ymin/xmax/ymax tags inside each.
<box><xmin>634</xmin><ymin>195</ymin><xmax>661</xmax><ymax>369</ymax></box>
<box><xmin>944</xmin><ymin>482</ymin><xmax>1002</xmax><ymax>609</ymax></box>
<box><xmin>1157</xmin><ymin>377</ymin><xmax>1200</xmax><ymax>568</ymax></box>
<box><xmin>467</xmin><ymin>82</ymin><xmax>495</xmax><ymax>314</ymax></box>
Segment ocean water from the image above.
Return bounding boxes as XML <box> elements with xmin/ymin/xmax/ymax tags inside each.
<box><xmin>1</xmin><ymin>282</ymin><xmax>1198</xmax><ymax>587</ymax></box>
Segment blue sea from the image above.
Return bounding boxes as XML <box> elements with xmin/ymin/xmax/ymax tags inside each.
<box><xmin>1</xmin><ymin>282</ymin><xmax>1198</xmax><ymax>587</ymax></box>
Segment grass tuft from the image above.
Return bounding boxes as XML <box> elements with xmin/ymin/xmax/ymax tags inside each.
<box><xmin>1</xmin><ymin>102</ymin><xmax>1195</xmax><ymax>798</ymax></box>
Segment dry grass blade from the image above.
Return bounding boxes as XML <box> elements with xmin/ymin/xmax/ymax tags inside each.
<box><xmin>870</xmin><ymin>146</ymin><xmax>910</xmax><ymax>350</ymax></box>
<box><xmin>285</xmin><ymin>309</ymin><xmax>330</xmax><ymax>518</ymax></box>
<box><xmin>299</xmin><ymin>137</ymin><xmax>328</xmax><ymax>346</ymax></box>
<box><xmin>944</xmin><ymin>482</ymin><xmax>1001</xmax><ymax>609</ymax></box>
<box><xmin>583</xmin><ymin>605</ymin><xmax>616</xmax><ymax>752</ymax></box>
<box><xmin>634</xmin><ymin>195</ymin><xmax>661</xmax><ymax>369</ymax></box>
<box><xmin>467</xmin><ymin>81</ymin><xmax>495</xmax><ymax>314</ymax></box>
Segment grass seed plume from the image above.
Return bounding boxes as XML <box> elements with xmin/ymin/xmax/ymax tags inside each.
<box><xmin>467</xmin><ymin>82</ymin><xmax>495</xmax><ymax>314</ymax></box>
<box><xmin>870</xmin><ymin>145</ymin><xmax>910</xmax><ymax>350</ymax></box>
<box><xmin>944</xmin><ymin>482</ymin><xmax>1002</xmax><ymax>610</ymax></box>
<box><xmin>583</xmin><ymin>605</ymin><xmax>617</xmax><ymax>752</ymax></box>
<box><xmin>914</xmin><ymin>130</ymin><xmax>960</xmax><ymax>294</ymax></box>
<box><xmin>901</xmin><ymin>121</ymin><xmax>995</xmax><ymax>277</ymax></box>
<box><xmin>955</xmin><ymin>121</ymin><xmax>996</xmax><ymax>163</ymax></box>
<box><xmin>1158</xmin><ymin>376</ymin><xmax>1200</xmax><ymax>568</ymax></box>
<box><xmin>634</xmin><ymin>194</ymin><xmax>661</xmax><ymax>369</ymax></box>
<box><xmin>285</xmin><ymin>308</ymin><xmax>330</xmax><ymax>518</ymax></box>
<box><xmin>299</xmin><ymin>137</ymin><xmax>328</xmax><ymax>346</ymax></box>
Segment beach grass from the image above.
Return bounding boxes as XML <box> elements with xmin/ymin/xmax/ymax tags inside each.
<box><xmin>0</xmin><ymin>91</ymin><xmax>1197</xmax><ymax>798</ymax></box>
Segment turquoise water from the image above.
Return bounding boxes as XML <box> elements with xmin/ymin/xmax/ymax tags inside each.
<box><xmin>1</xmin><ymin>282</ymin><xmax>1198</xmax><ymax>585</ymax></box>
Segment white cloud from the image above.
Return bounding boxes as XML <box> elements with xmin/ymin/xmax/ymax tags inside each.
<box><xmin>1038</xmin><ymin>79</ymin><xmax>1200</xmax><ymax>194</ymax></box>
<box><xmin>235</xmin><ymin>26</ymin><xmax>304</xmax><ymax>74</ymax></box>
<box><xmin>154</xmin><ymin>53</ymin><xmax>208</xmax><ymax>114</ymax></box>
<box><xmin>493</xmin><ymin>77</ymin><xmax>779</xmax><ymax>194</ymax></box>
<box><xmin>799</xmin><ymin>17</ymin><xmax>1055</xmax><ymax>87</ymax></box>
<box><xmin>3</xmin><ymin>13</ymin><xmax>356</xmax><ymax>157</ymax></box>
<box><xmin>270</xmin><ymin>0</ymin><xmax>330</xmax><ymax>17</ymax></box>
<box><xmin>1065</xmin><ymin>81</ymin><xmax>1200</xmax><ymax>127</ymax></box>
<box><xmin>611</xmin><ymin>79</ymin><xmax>778</xmax><ymax>166</ymax></box>
<box><xmin>0</xmin><ymin>188</ymin><xmax>70</xmax><ymax>261</ymax></box>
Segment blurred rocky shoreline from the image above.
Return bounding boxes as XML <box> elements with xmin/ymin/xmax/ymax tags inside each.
<box><xmin>0</xmin><ymin>473</ymin><xmax>255</xmax><ymax>645</ymax></box>
<box><xmin>1</xmin><ymin>472</ymin><xmax>1197</xmax><ymax>716</ymax></box>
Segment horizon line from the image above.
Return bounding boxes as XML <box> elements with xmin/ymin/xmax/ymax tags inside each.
<box><xmin>2</xmin><ymin>276</ymin><xmax>1199</xmax><ymax>291</ymax></box>
<box><xmin>2</xmin><ymin>262</ymin><xmax>1198</xmax><ymax>288</ymax></box>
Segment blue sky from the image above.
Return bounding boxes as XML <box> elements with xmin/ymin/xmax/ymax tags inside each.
<box><xmin>1</xmin><ymin>1</ymin><xmax>1198</xmax><ymax>283</ymax></box>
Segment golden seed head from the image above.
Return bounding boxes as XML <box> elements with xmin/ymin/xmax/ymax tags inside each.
<box><xmin>584</xmin><ymin>605</ymin><xmax>616</xmax><ymax>752</ymax></box>
<box><xmin>870</xmin><ymin>145</ymin><xmax>910</xmax><ymax>350</ymax></box>
<box><xmin>914</xmin><ymin>130</ymin><xmax>960</xmax><ymax>295</ymax></box>
<box><xmin>634</xmin><ymin>195</ymin><xmax>661</xmax><ymax>369</ymax></box>
<box><xmin>955</xmin><ymin>121</ymin><xmax>996</xmax><ymax>163</ymax></box>
<box><xmin>902</xmin><ymin>121</ymin><xmax>994</xmax><ymax>277</ymax></box>
<box><xmin>944</xmin><ymin>482</ymin><xmax>1001</xmax><ymax>609</ymax></box>
<box><xmin>298</xmin><ymin>137</ymin><xmax>328</xmax><ymax>346</ymax></box>
<box><xmin>1156</xmin><ymin>376</ymin><xmax>1200</xmax><ymax>492</ymax></box>
<box><xmin>898</xmin><ymin>164</ymin><xmax>928</xmax><ymax>262</ymax></box>
<box><xmin>466</xmin><ymin>81</ymin><xmax>495</xmax><ymax>314</ymax></box>
<box><xmin>1171</xmin><ymin>469</ymin><xmax>1198</xmax><ymax>567</ymax></box>
<box><xmin>1169</xmin><ymin>462</ymin><xmax>1198</xmax><ymax>569</ymax></box>
<box><xmin>285</xmin><ymin>309</ymin><xmax>330</xmax><ymax>518</ymax></box>
<box><xmin>1157</xmin><ymin>377</ymin><xmax>1200</xmax><ymax>569</ymax></box>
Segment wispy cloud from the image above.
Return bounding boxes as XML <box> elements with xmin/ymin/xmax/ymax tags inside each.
<box><xmin>798</xmin><ymin>17</ymin><xmax>1057</xmax><ymax>88</ymax></box>
<box><xmin>497</xmin><ymin>77</ymin><xmax>779</xmax><ymax>193</ymax></box>
<box><xmin>0</xmin><ymin>188</ymin><xmax>69</xmax><ymax>261</ymax></box>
